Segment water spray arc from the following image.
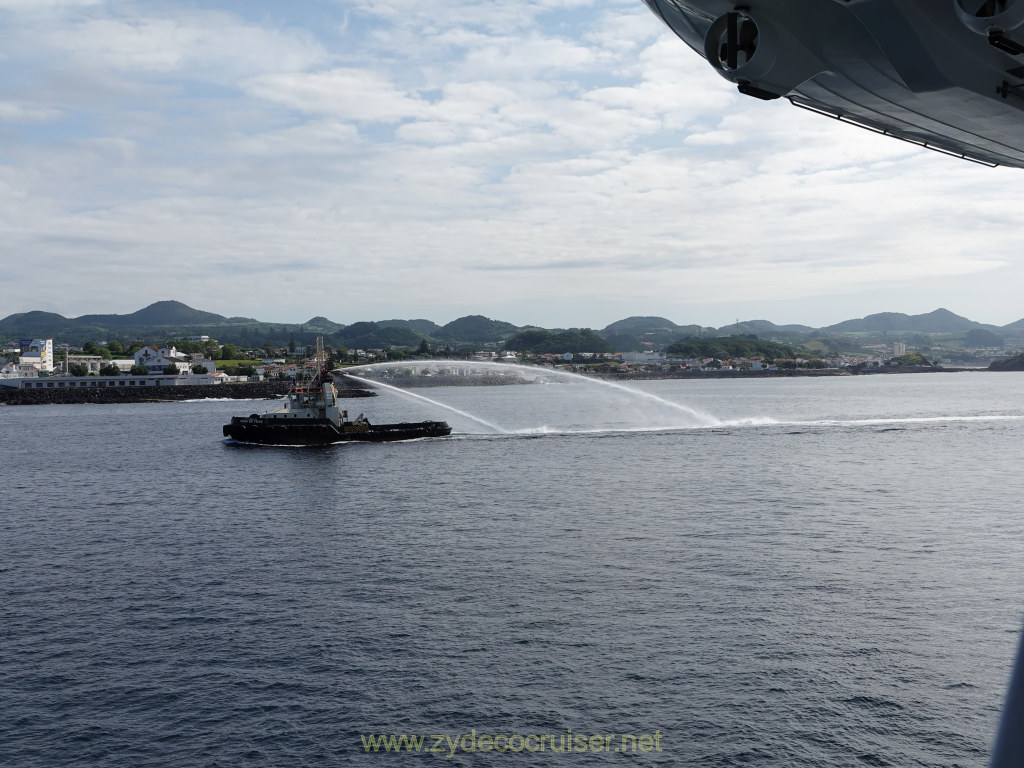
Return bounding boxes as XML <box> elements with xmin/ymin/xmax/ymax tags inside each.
<box><xmin>336</xmin><ymin>372</ymin><xmax>509</xmax><ymax>434</ymax></box>
<box><xmin>341</xmin><ymin>360</ymin><xmax>721</xmax><ymax>429</ymax></box>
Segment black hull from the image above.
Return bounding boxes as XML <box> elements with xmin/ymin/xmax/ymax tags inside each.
<box><xmin>223</xmin><ymin>416</ymin><xmax>452</xmax><ymax>445</ymax></box>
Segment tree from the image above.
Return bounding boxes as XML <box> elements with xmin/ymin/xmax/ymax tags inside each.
<box><xmin>82</xmin><ymin>341</ymin><xmax>112</xmax><ymax>359</ymax></box>
<box><xmin>164</xmin><ymin>363</ymin><xmax>180</xmax><ymax>375</ymax></box>
<box><xmin>130</xmin><ymin>364</ymin><xmax>149</xmax><ymax>375</ymax></box>
<box><xmin>69</xmin><ymin>363</ymin><xmax>89</xmax><ymax>377</ymax></box>
<box><xmin>220</xmin><ymin>343</ymin><xmax>242</xmax><ymax>360</ymax></box>
<box><xmin>99</xmin><ymin>364</ymin><xmax>121</xmax><ymax>376</ymax></box>
<box><xmin>192</xmin><ymin>364</ymin><xmax>207</xmax><ymax>374</ymax></box>
<box><xmin>416</xmin><ymin>338</ymin><xmax>431</xmax><ymax>356</ymax></box>
<box><xmin>106</xmin><ymin>340</ymin><xmax>126</xmax><ymax>355</ymax></box>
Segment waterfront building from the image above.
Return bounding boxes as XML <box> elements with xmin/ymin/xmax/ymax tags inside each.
<box><xmin>19</xmin><ymin>339</ymin><xmax>53</xmax><ymax>372</ymax></box>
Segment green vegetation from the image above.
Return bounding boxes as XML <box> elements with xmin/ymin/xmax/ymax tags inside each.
<box><xmin>81</xmin><ymin>341</ymin><xmax>111</xmax><ymax>359</ymax></box>
<box><xmin>888</xmin><ymin>353</ymin><xmax>934</xmax><ymax>366</ymax></box>
<box><xmin>990</xmin><ymin>353</ymin><xmax>1024</xmax><ymax>371</ymax></box>
<box><xmin>666</xmin><ymin>335</ymin><xmax>800</xmax><ymax>361</ymax></box>
<box><xmin>5</xmin><ymin>301</ymin><xmax>1024</xmax><ymax>362</ymax></box>
<box><xmin>505</xmin><ymin>328</ymin><xmax>611</xmax><ymax>354</ymax></box>
<box><xmin>601</xmin><ymin>316</ymin><xmax>705</xmax><ymax>347</ymax></box>
<box><xmin>963</xmin><ymin>328</ymin><xmax>1003</xmax><ymax>348</ymax></box>
<box><xmin>439</xmin><ymin>315</ymin><xmax>518</xmax><ymax>343</ymax></box>
<box><xmin>335</xmin><ymin>322</ymin><xmax>422</xmax><ymax>350</ymax></box>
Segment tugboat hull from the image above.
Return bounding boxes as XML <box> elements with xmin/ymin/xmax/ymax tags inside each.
<box><xmin>223</xmin><ymin>415</ymin><xmax>452</xmax><ymax>445</ymax></box>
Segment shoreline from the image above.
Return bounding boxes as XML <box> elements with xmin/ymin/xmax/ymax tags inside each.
<box><xmin>357</xmin><ymin>365</ymin><xmax>981</xmax><ymax>387</ymax></box>
<box><xmin>0</xmin><ymin>381</ymin><xmax>376</xmax><ymax>405</ymax></box>
<box><xmin>0</xmin><ymin>366</ymin><xmax>991</xmax><ymax>403</ymax></box>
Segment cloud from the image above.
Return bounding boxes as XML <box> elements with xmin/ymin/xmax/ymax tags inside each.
<box><xmin>0</xmin><ymin>101</ymin><xmax>64</xmax><ymax>123</ymax></box>
<box><xmin>2</xmin><ymin>0</ymin><xmax>1024</xmax><ymax>328</ymax></box>
<box><xmin>43</xmin><ymin>13</ymin><xmax>327</xmax><ymax>77</ymax></box>
<box><xmin>244</xmin><ymin>69</ymin><xmax>428</xmax><ymax>122</ymax></box>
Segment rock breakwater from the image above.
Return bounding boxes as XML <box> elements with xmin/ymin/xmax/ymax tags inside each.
<box><xmin>0</xmin><ymin>381</ymin><xmax>375</xmax><ymax>405</ymax></box>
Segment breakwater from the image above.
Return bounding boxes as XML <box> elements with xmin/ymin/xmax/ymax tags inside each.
<box><xmin>352</xmin><ymin>374</ymin><xmax>534</xmax><ymax>388</ymax></box>
<box><xmin>0</xmin><ymin>381</ymin><xmax>376</xmax><ymax>405</ymax></box>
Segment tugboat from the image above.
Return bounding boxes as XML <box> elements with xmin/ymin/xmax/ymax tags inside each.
<box><xmin>223</xmin><ymin>341</ymin><xmax>452</xmax><ymax>446</ymax></box>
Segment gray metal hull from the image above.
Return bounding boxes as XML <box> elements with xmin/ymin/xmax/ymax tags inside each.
<box><xmin>641</xmin><ymin>0</ymin><xmax>1024</xmax><ymax>167</ymax></box>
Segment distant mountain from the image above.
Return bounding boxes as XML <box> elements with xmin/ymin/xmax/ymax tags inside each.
<box><xmin>335</xmin><ymin>321</ymin><xmax>423</xmax><ymax>349</ymax></box>
<box><xmin>999</xmin><ymin>318</ymin><xmax>1024</xmax><ymax>335</ymax></box>
<box><xmin>734</xmin><ymin>319</ymin><xmax>815</xmax><ymax>335</ymax></box>
<box><xmin>601</xmin><ymin>316</ymin><xmax>695</xmax><ymax>335</ymax></box>
<box><xmin>440</xmin><ymin>315</ymin><xmax>519</xmax><ymax>343</ymax></box>
<box><xmin>77</xmin><ymin>300</ymin><xmax>228</xmax><ymax>327</ymax></box>
<box><xmin>302</xmin><ymin>316</ymin><xmax>346</xmax><ymax>333</ymax></box>
<box><xmin>3</xmin><ymin>301</ymin><xmax>1023</xmax><ymax>351</ymax></box>
<box><xmin>600</xmin><ymin>316</ymin><xmax>706</xmax><ymax>347</ymax></box>
<box><xmin>0</xmin><ymin>311</ymin><xmax>74</xmax><ymax>339</ymax></box>
<box><xmin>823</xmin><ymin>308</ymin><xmax>985</xmax><ymax>334</ymax></box>
<box><xmin>377</xmin><ymin>319</ymin><xmax>445</xmax><ymax>337</ymax></box>
<box><xmin>604</xmin><ymin>334</ymin><xmax>644</xmax><ymax>352</ymax></box>
<box><xmin>0</xmin><ymin>301</ymin><xmax>268</xmax><ymax>347</ymax></box>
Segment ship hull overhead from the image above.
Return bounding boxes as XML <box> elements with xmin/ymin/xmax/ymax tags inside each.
<box><xmin>640</xmin><ymin>0</ymin><xmax>1024</xmax><ymax>168</ymax></box>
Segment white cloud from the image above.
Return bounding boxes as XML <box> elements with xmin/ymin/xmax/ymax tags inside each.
<box><xmin>0</xmin><ymin>101</ymin><xmax>64</xmax><ymax>123</ymax></box>
<box><xmin>245</xmin><ymin>69</ymin><xmax>428</xmax><ymax>122</ymax></box>
<box><xmin>39</xmin><ymin>11</ymin><xmax>328</xmax><ymax>78</ymax></box>
<box><xmin>2</xmin><ymin>0</ymin><xmax>1024</xmax><ymax>329</ymax></box>
<box><xmin>0</xmin><ymin>0</ymin><xmax>102</xmax><ymax>7</ymax></box>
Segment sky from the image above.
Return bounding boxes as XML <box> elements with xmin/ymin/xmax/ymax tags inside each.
<box><xmin>3</xmin><ymin>0</ymin><xmax>1024</xmax><ymax>331</ymax></box>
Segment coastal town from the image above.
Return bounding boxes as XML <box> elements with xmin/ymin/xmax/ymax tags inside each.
<box><xmin>2</xmin><ymin>330</ymin><xmax>1020</xmax><ymax>398</ymax></box>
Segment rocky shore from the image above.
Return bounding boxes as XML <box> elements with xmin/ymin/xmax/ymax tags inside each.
<box><xmin>0</xmin><ymin>381</ymin><xmax>376</xmax><ymax>405</ymax></box>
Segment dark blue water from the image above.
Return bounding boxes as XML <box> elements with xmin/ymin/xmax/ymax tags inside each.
<box><xmin>3</xmin><ymin>373</ymin><xmax>1024</xmax><ymax>766</ymax></box>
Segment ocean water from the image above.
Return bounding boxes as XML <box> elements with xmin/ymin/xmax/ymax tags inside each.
<box><xmin>3</xmin><ymin>372</ymin><xmax>1024</xmax><ymax>766</ymax></box>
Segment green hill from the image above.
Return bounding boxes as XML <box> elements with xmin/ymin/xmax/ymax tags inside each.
<box><xmin>377</xmin><ymin>319</ymin><xmax>445</xmax><ymax>337</ymax></box>
<box><xmin>823</xmin><ymin>308</ymin><xmax>987</xmax><ymax>334</ymax></box>
<box><xmin>600</xmin><ymin>316</ymin><xmax>705</xmax><ymax>346</ymax></box>
<box><xmin>440</xmin><ymin>315</ymin><xmax>519</xmax><ymax>343</ymax></box>
<box><xmin>666</xmin><ymin>336</ymin><xmax>801</xmax><ymax>360</ymax></box>
<box><xmin>77</xmin><ymin>300</ymin><xmax>228</xmax><ymax>327</ymax></box>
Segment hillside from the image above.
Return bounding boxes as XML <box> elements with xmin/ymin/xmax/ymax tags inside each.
<box><xmin>599</xmin><ymin>316</ymin><xmax>705</xmax><ymax>347</ymax></box>
<box><xmin>823</xmin><ymin>308</ymin><xmax>989</xmax><ymax>334</ymax></box>
<box><xmin>440</xmin><ymin>315</ymin><xmax>519</xmax><ymax>343</ymax></box>
<box><xmin>3</xmin><ymin>302</ymin><xmax>1024</xmax><ymax>350</ymax></box>
<box><xmin>75</xmin><ymin>300</ymin><xmax>229</xmax><ymax>327</ymax></box>
<box><xmin>377</xmin><ymin>319</ymin><xmax>444</xmax><ymax>337</ymax></box>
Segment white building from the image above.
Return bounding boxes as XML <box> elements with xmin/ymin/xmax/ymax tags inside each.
<box><xmin>19</xmin><ymin>339</ymin><xmax>54</xmax><ymax>372</ymax></box>
<box><xmin>133</xmin><ymin>345</ymin><xmax>190</xmax><ymax>374</ymax></box>
<box><xmin>66</xmin><ymin>355</ymin><xmax>106</xmax><ymax>374</ymax></box>
<box><xmin>621</xmin><ymin>351</ymin><xmax>667</xmax><ymax>364</ymax></box>
<box><xmin>1</xmin><ymin>362</ymin><xmax>39</xmax><ymax>379</ymax></box>
<box><xmin>131</xmin><ymin>346</ymin><xmax>216</xmax><ymax>374</ymax></box>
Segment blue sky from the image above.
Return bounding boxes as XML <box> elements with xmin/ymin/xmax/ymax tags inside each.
<box><xmin>3</xmin><ymin>0</ymin><xmax>1024</xmax><ymax>329</ymax></box>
